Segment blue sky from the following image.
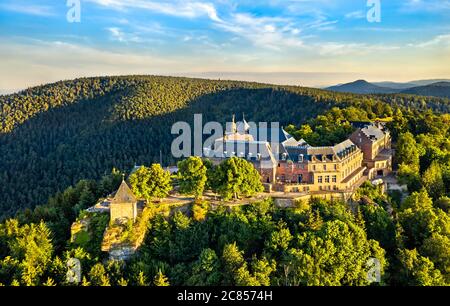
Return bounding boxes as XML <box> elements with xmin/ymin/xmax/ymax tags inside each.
<box><xmin>0</xmin><ymin>0</ymin><xmax>449</xmax><ymax>93</ymax></box>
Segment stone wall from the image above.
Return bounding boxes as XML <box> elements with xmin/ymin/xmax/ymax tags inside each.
<box><xmin>110</xmin><ymin>203</ymin><xmax>137</xmax><ymax>224</ymax></box>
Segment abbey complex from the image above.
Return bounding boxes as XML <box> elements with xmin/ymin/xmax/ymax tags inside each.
<box><xmin>206</xmin><ymin>116</ymin><xmax>392</xmax><ymax>196</ymax></box>
<box><xmin>105</xmin><ymin>116</ymin><xmax>393</xmax><ymax>225</ymax></box>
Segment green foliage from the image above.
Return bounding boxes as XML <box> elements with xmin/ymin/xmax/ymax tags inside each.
<box><xmin>70</xmin><ymin>212</ymin><xmax>109</xmax><ymax>259</ymax></box>
<box><xmin>422</xmin><ymin>161</ymin><xmax>445</xmax><ymax>200</ymax></box>
<box><xmin>89</xmin><ymin>263</ymin><xmax>111</xmax><ymax>286</ymax></box>
<box><xmin>360</xmin><ymin>203</ymin><xmax>396</xmax><ymax>252</ymax></box>
<box><xmin>284</xmin><ymin>220</ymin><xmax>386</xmax><ymax>286</ymax></box>
<box><xmin>396</xmin><ymin>132</ymin><xmax>421</xmax><ymax>169</ymax></box>
<box><xmin>129</xmin><ymin>166</ymin><xmax>152</xmax><ymax>200</ymax></box>
<box><xmin>0</xmin><ymin>76</ymin><xmax>449</xmax><ymax>286</ymax></box>
<box><xmin>398</xmin><ymin>190</ymin><xmax>450</xmax><ymax>249</ymax></box>
<box><xmin>211</xmin><ymin>157</ymin><xmax>264</xmax><ymax>200</ymax></box>
<box><xmin>265</xmin><ymin>223</ymin><xmax>293</xmax><ymax>254</ymax></box>
<box><xmin>420</xmin><ymin>233</ymin><xmax>450</xmax><ymax>282</ymax></box>
<box><xmin>153</xmin><ymin>270</ymin><xmax>170</xmax><ymax>286</ymax></box>
<box><xmin>397</xmin><ymin>163</ymin><xmax>422</xmax><ymax>192</ymax></box>
<box><xmin>191</xmin><ymin>201</ymin><xmax>210</xmax><ymax>222</ymax></box>
<box><xmin>285</xmin><ymin>107</ymin><xmax>358</xmax><ymax>146</ymax></box>
<box><xmin>396</xmin><ymin>249</ymin><xmax>446</xmax><ymax>286</ymax></box>
<box><xmin>1</xmin><ymin>76</ymin><xmax>448</xmax><ymax>220</ymax></box>
<box><xmin>129</xmin><ymin>164</ymin><xmax>172</xmax><ymax>201</ymax></box>
<box><xmin>177</xmin><ymin>157</ymin><xmax>207</xmax><ymax>198</ymax></box>
<box><xmin>0</xmin><ymin>220</ymin><xmax>53</xmax><ymax>286</ymax></box>
<box><xmin>435</xmin><ymin>196</ymin><xmax>450</xmax><ymax>213</ymax></box>
<box><xmin>186</xmin><ymin>248</ymin><xmax>221</xmax><ymax>286</ymax></box>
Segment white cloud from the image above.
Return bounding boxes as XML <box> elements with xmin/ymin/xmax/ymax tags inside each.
<box><xmin>345</xmin><ymin>10</ymin><xmax>365</xmax><ymax>19</ymax></box>
<box><xmin>411</xmin><ymin>34</ymin><xmax>450</xmax><ymax>48</ymax></box>
<box><xmin>311</xmin><ymin>42</ymin><xmax>400</xmax><ymax>56</ymax></box>
<box><xmin>214</xmin><ymin>13</ymin><xmax>304</xmax><ymax>50</ymax></box>
<box><xmin>86</xmin><ymin>0</ymin><xmax>222</xmax><ymax>22</ymax></box>
<box><xmin>402</xmin><ymin>0</ymin><xmax>450</xmax><ymax>11</ymax></box>
<box><xmin>0</xmin><ymin>3</ymin><xmax>55</xmax><ymax>16</ymax></box>
<box><xmin>107</xmin><ymin>27</ymin><xmax>143</xmax><ymax>43</ymax></box>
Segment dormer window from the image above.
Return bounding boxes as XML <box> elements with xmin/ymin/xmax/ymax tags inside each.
<box><xmin>298</xmin><ymin>154</ymin><xmax>304</xmax><ymax>162</ymax></box>
<box><xmin>257</xmin><ymin>153</ymin><xmax>262</xmax><ymax>160</ymax></box>
<box><xmin>282</xmin><ymin>153</ymin><xmax>287</xmax><ymax>161</ymax></box>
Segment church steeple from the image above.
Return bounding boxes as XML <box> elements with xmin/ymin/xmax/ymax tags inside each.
<box><xmin>231</xmin><ymin>114</ymin><xmax>237</xmax><ymax>133</ymax></box>
<box><xmin>236</xmin><ymin>113</ymin><xmax>250</xmax><ymax>134</ymax></box>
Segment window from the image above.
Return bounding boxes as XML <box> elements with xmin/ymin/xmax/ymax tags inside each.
<box><xmin>334</xmin><ymin>164</ymin><xmax>337</xmax><ymax>170</ymax></box>
<box><xmin>313</xmin><ymin>165</ymin><xmax>316</xmax><ymax>171</ymax></box>
<box><xmin>324</xmin><ymin>165</ymin><xmax>327</xmax><ymax>171</ymax></box>
<box><xmin>318</xmin><ymin>176</ymin><xmax>323</xmax><ymax>183</ymax></box>
<box><xmin>298</xmin><ymin>154</ymin><xmax>303</xmax><ymax>162</ymax></box>
<box><xmin>325</xmin><ymin>176</ymin><xmax>330</xmax><ymax>183</ymax></box>
<box><xmin>332</xmin><ymin>175</ymin><xmax>337</xmax><ymax>183</ymax></box>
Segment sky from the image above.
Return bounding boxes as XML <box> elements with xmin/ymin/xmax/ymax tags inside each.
<box><xmin>0</xmin><ymin>0</ymin><xmax>449</xmax><ymax>94</ymax></box>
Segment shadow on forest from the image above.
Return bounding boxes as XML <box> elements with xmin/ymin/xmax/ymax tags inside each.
<box><xmin>0</xmin><ymin>87</ymin><xmax>329</xmax><ymax>217</ymax></box>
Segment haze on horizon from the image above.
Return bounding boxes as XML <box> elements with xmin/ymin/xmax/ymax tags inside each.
<box><xmin>0</xmin><ymin>0</ymin><xmax>449</xmax><ymax>94</ymax></box>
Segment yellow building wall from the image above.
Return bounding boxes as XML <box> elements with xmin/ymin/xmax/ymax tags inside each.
<box><xmin>110</xmin><ymin>203</ymin><xmax>137</xmax><ymax>223</ymax></box>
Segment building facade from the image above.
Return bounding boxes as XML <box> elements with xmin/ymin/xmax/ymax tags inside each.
<box><xmin>109</xmin><ymin>180</ymin><xmax>138</xmax><ymax>224</ymax></box>
<box><xmin>349</xmin><ymin>122</ymin><xmax>392</xmax><ymax>179</ymax></box>
<box><xmin>206</xmin><ymin>116</ymin><xmax>392</xmax><ymax>194</ymax></box>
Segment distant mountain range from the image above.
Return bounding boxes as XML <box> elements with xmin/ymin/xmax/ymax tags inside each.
<box><xmin>325</xmin><ymin>79</ymin><xmax>450</xmax><ymax>98</ymax></box>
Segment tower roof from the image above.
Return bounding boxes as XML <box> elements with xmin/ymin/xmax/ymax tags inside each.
<box><xmin>111</xmin><ymin>180</ymin><xmax>137</xmax><ymax>204</ymax></box>
<box><xmin>236</xmin><ymin>119</ymin><xmax>250</xmax><ymax>133</ymax></box>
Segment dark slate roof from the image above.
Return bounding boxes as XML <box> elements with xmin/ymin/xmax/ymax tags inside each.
<box><xmin>284</xmin><ymin>146</ymin><xmax>310</xmax><ymax>162</ymax></box>
<box><xmin>111</xmin><ymin>180</ymin><xmax>137</xmax><ymax>204</ymax></box>
<box><xmin>349</xmin><ymin>121</ymin><xmax>373</xmax><ymax>129</ymax></box>
<box><xmin>360</xmin><ymin>125</ymin><xmax>385</xmax><ymax>141</ymax></box>
<box><xmin>284</xmin><ymin>139</ymin><xmax>357</xmax><ymax>162</ymax></box>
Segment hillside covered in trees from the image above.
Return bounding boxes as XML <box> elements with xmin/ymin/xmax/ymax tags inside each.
<box><xmin>0</xmin><ymin>75</ymin><xmax>449</xmax><ymax>219</ymax></box>
<box><xmin>0</xmin><ymin>75</ymin><xmax>449</xmax><ymax>286</ymax></box>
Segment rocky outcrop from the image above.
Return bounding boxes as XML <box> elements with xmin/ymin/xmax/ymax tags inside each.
<box><xmin>108</xmin><ymin>246</ymin><xmax>137</xmax><ymax>261</ymax></box>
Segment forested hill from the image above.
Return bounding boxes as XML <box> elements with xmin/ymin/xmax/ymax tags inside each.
<box><xmin>0</xmin><ymin>75</ymin><xmax>449</xmax><ymax>218</ymax></box>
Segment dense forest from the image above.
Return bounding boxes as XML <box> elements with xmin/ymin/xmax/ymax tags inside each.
<box><xmin>1</xmin><ymin>76</ymin><xmax>449</xmax><ymax>219</ymax></box>
<box><xmin>0</xmin><ymin>75</ymin><xmax>449</xmax><ymax>286</ymax></box>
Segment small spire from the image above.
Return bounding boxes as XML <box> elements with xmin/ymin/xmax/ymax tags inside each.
<box><xmin>231</xmin><ymin>114</ymin><xmax>237</xmax><ymax>133</ymax></box>
<box><xmin>242</xmin><ymin>112</ymin><xmax>245</xmax><ymax>122</ymax></box>
<box><xmin>122</xmin><ymin>173</ymin><xmax>125</xmax><ymax>182</ymax></box>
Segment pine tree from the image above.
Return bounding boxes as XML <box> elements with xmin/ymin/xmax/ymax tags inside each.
<box><xmin>153</xmin><ymin>270</ymin><xmax>170</xmax><ymax>286</ymax></box>
<box><xmin>136</xmin><ymin>271</ymin><xmax>147</xmax><ymax>286</ymax></box>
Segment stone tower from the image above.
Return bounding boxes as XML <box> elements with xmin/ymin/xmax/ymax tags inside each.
<box><xmin>110</xmin><ymin>180</ymin><xmax>138</xmax><ymax>224</ymax></box>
